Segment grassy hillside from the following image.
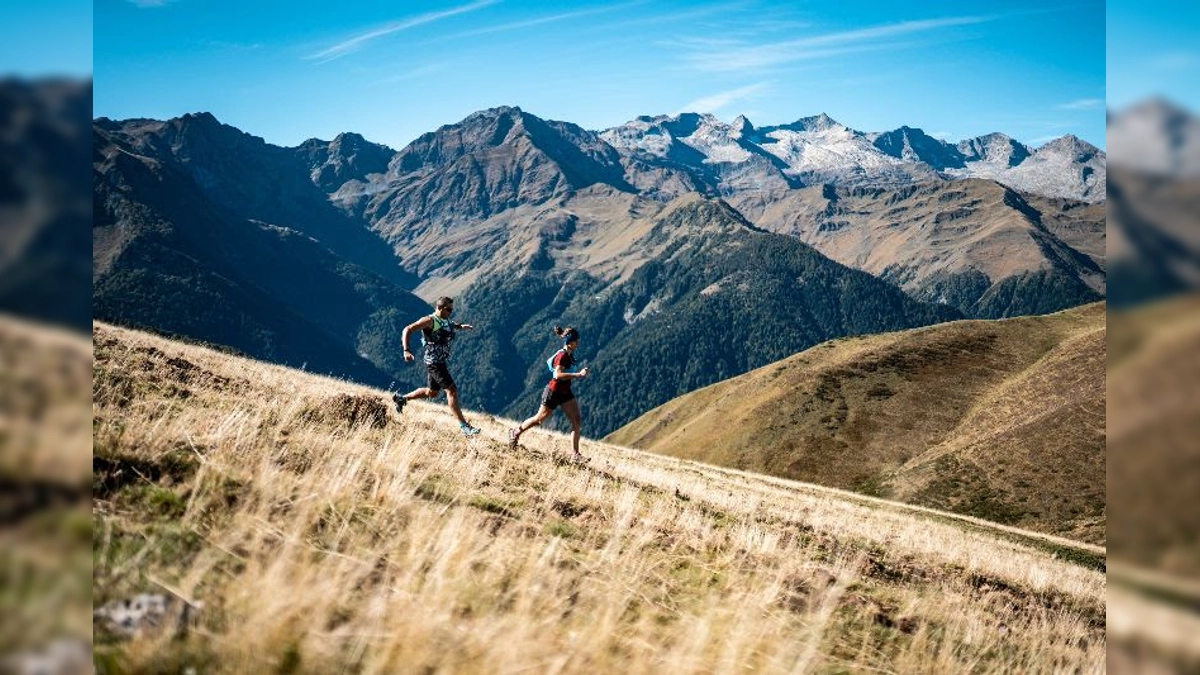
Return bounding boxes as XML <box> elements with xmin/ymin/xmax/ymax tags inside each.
<box><xmin>729</xmin><ymin>180</ymin><xmax>1105</xmax><ymax>319</ymax></box>
<box><xmin>91</xmin><ymin>321</ymin><xmax>1105</xmax><ymax>673</ymax></box>
<box><xmin>0</xmin><ymin>316</ymin><xmax>92</xmax><ymax>660</ymax></box>
<box><xmin>1105</xmin><ymin>293</ymin><xmax>1200</xmax><ymax>671</ymax></box>
<box><xmin>459</xmin><ymin>196</ymin><xmax>959</xmax><ymax>436</ymax></box>
<box><xmin>607</xmin><ymin>303</ymin><xmax>1105</xmax><ymax>544</ymax></box>
<box><xmin>1108</xmin><ymin>294</ymin><xmax>1200</xmax><ymax>578</ymax></box>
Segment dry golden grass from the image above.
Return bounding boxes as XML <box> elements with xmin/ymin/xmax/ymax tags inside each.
<box><xmin>92</xmin><ymin>320</ymin><xmax>1105</xmax><ymax>673</ymax></box>
<box><xmin>607</xmin><ymin>302</ymin><xmax>1106</xmax><ymax>544</ymax></box>
<box><xmin>0</xmin><ymin>316</ymin><xmax>93</xmax><ymax>659</ymax></box>
<box><xmin>1108</xmin><ymin>298</ymin><xmax>1200</xmax><ymax>570</ymax></box>
<box><xmin>0</xmin><ymin>315</ymin><xmax>92</xmax><ymax>483</ymax></box>
<box><xmin>1105</xmin><ymin>293</ymin><xmax>1200</xmax><ymax>673</ymax></box>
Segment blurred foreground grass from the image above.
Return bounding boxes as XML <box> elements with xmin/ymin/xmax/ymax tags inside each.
<box><xmin>0</xmin><ymin>316</ymin><xmax>92</xmax><ymax>668</ymax></box>
<box><xmin>1106</xmin><ymin>93</ymin><xmax>1200</xmax><ymax>672</ymax></box>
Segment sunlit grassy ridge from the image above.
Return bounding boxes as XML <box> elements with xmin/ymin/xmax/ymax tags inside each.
<box><xmin>92</xmin><ymin>321</ymin><xmax>1105</xmax><ymax>674</ymax></box>
<box><xmin>608</xmin><ymin>302</ymin><xmax>1105</xmax><ymax>544</ymax></box>
<box><xmin>1106</xmin><ymin>294</ymin><xmax>1200</xmax><ymax>670</ymax></box>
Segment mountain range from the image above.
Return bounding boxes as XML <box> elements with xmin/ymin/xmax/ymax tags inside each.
<box><xmin>601</xmin><ymin>111</ymin><xmax>1105</xmax><ymax>202</ymax></box>
<box><xmin>93</xmin><ymin>101</ymin><xmax>1108</xmax><ymax>435</ymax></box>
<box><xmin>1106</xmin><ymin>98</ymin><xmax>1200</xmax><ymax>307</ymax></box>
<box><xmin>0</xmin><ymin>78</ymin><xmax>92</xmax><ymax>331</ymax></box>
<box><xmin>305</xmin><ymin>105</ymin><xmax>1104</xmax><ymax>320</ymax></box>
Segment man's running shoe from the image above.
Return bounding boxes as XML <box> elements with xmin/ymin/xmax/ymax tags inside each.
<box><xmin>391</xmin><ymin>393</ymin><xmax>406</xmax><ymax>414</ymax></box>
<box><xmin>461</xmin><ymin>422</ymin><xmax>481</xmax><ymax>437</ymax></box>
<box><xmin>508</xmin><ymin>428</ymin><xmax>520</xmax><ymax>449</ymax></box>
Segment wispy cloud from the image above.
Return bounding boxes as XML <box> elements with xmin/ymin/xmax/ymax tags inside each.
<box><xmin>681</xmin><ymin>41</ymin><xmax>894</xmax><ymax>73</ymax></box>
<box><xmin>200</xmin><ymin>40</ymin><xmax>263</xmax><ymax>52</ymax></box>
<box><xmin>1150</xmin><ymin>51</ymin><xmax>1197</xmax><ymax>70</ymax></box>
<box><xmin>126</xmin><ymin>0</ymin><xmax>176</xmax><ymax>7</ymax></box>
<box><xmin>677</xmin><ymin>82</ymin><xmax>771</xmax><ymax>115</ymax></box>
<box><xmin>307</xmin><ymin>0</ymin><xmax>496</xmax><ymax>63</ymax></box>
<box><xmin>669</xmin><ymin>36</ymin><xmax>747</xmax><ymax>49</ymax></box>
<box><xmin>443</xmin><ymin>1</ymin><xmax>643</xmax><ymax>39</ymax></box>
<box><xmin>602</xmin><ymin>2</ymin><xmax>746</xmax><ymax>31</ymax></box>
<box><xmin>1056</xmin><ymin>98</ymin><xmax>1103</xmax><ymax>110</ymax></box>
<box><xmin>720</xmin><ymin>21</ymin><xmax>813</xmax><ymax>41</ymax></box>
<box><xmin>679</xmin><ymin>15</ymin><xmax>990</xmax><ymax>73</ymax></box>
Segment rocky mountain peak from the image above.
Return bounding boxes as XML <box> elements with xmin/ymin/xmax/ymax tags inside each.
<box><xmin>870</xmin><ymin>126</ymin><xmax>964</xmax><ymax>170</ymax></box>
<box><xmin>178</xmin><ymin>111</ymin><xmax>221</xmax><ymax>127</ymax></box>
<box><xmin>1107</xmin><ymin>96</ymin><xmax>1200</xmax><ymax>175</ymax></box>
<box><xmin>390</xmin><ymin>105</ymin><xmax>535</xmax><ymax>172</ymax></box>
<box><xmin>330</xmin><ymin>131</ymin><xmax>369</xmax><ymax>147</ymax></box>
<box><xmin>1035</xmin><ymin>134</ymin><xmax>1101</xmax><ymax>163</ymax></box>
<box><xmin>780</xmin><ymin>112</ymin><xmax>843</xmax><ymax>132</ymax></box>
<box><xmin>956</xmin><ymin>132</ymin><xmax>1030</xmax><ymax>167</ymax></box>
<box><xmin>300</xmin><ymin>132</ymin><xmax>395</xmax><ymax>191</ymax></box>
<box><xmin>1122</xmin><ymin>97</ymin><xmax>1191</xmax><ymax>126</ymax></box>
<box><xmin>155</xmin><ymin>111</ymin><xmax>264</xmax><ymax>161</ymax></box>
<box><xmin>168</xmin><ymin>111</ymin><xmax>241</xmax><ymax>145</ymax></box>
<box><xmin>463</xmin><ymin>104</ymin><xmax>524</xmax><ymax>124</ymax></box>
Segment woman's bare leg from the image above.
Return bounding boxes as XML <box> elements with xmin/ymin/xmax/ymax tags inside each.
<box><xmin>514</xmin><ymin>406</ymin><xmax>554</xmax><ymax>441</ymax></box>
<box><xmin>561</xmin><ymin>398</ymin><xmax>584</xmax><ymax>458</ymax></box>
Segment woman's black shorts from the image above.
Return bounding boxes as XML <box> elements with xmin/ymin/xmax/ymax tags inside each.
<box><xmin>426</xmin><ymin>363</ymin><xmax>456</xmax><ymax>392</ymax></box>
<box><xmin>540</xmin><ymin>385</ymin><xmax>575</xmax><ymax>410</ymax></box>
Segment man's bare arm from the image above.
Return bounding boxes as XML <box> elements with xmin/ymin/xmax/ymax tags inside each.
<box><xmin>401</xmin><ymin>317</ymin><xmax>433</xmax><ymax>359</ymax></box>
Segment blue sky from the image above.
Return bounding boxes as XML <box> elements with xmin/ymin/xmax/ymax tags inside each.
<box><xmin>1107</xmin><ymin>0</ymin><xmax>1200</xmax><ymax>114</ymax></box>
<box><xmin>91</xmin><ymin>1</ymin><xmax>1102</xmax><ymax>150</ymax></box>
<box><xmin>0</xmin><ymin>2</ymin><xmax>92</xmax><ymax>78</ymax></box>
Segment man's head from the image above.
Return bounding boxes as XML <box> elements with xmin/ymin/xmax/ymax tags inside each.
<box><xmin>435</xmin><ymin>297</ymin><xmax>454</xmax><ymax>315</ymax></box>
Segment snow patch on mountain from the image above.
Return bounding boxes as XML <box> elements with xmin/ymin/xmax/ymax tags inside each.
<box><xmin>600</xmin><ymin>117</ymin><xmax>675</xmax><ymax>157</ymax></box>
<box><xmin>948</xmin><ymin>135</ymin><xmax>1105</xmax><ymax>202</ymax></box>
<box><xmin>753</xmin><ymin>115</ymin><xmax>909</xmax><ymax>176</ymax></box>
<box><xmin>600</xmin><ymin>113</ymin><xmax>753</xmax><ymax>164</ymax></box>
<box><xmin>1107</xmin><ymin>98</ymin><xmax>1200</xmax><ymax>176</ymax></box>
<box><xmin>684</xmin><ymin>119</ymin><xmax>754</xmax><ymax>163</ymax></box>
